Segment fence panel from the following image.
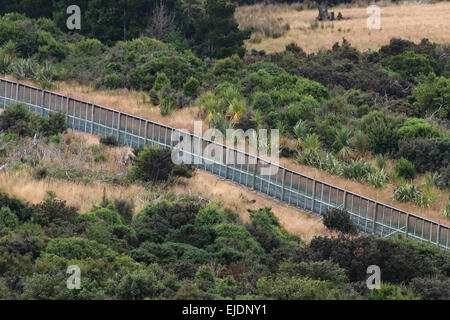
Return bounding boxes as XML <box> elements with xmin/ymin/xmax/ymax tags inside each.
<box><xmin>0</xmin><ymin>78</ymin><xmax>448</xmax><ymax>250</ymax></box>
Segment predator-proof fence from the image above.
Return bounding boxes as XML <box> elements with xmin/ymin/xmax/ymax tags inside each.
<box><xmin>0</xmin><ymin>78</ymin><xmax>448</xmax><ymax>250</ymax></box>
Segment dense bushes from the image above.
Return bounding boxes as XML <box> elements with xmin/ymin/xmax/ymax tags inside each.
<box><xmin>393</xmin><ymin>158</ymin><xmax>416</xmax><ymax>180</ymax></box>
<box><xmin>396</xmin><ymin>139</ymin><xmax>449</xmax><ymax>174</ymax></box>
<box><xmin>358</xmin><ymin>111</ymin><xmax>402</xmax><ymax>154</ymax></box>
<box><xmin>322</xmin><ymin>208</ymin><xmax>359</xmax><ymax>235</ymax></box>
<box><xmin>0</xmin><ymin>102</ymin><xmax>66</xmax><ymax>137</ymax></box>
<box><xmin>0</xmin><ymin>186</ymin><xmax>448</xmax><ymax>300</ymax></box>
<box><xmin>129</xmin><ymin>146</ymin><xmax>174</xmax><ymax>182</ymax></box>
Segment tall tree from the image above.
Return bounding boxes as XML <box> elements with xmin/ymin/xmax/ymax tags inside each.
<box><xmin>192</xmin><ymin>0</ymin><xmax>250</xmax><ymax>59</ymax></box>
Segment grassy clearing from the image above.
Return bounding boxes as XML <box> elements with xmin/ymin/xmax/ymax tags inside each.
<box><xmin>236</xmin><ymin>1</ymin><xmax>450</xmax><ymax>54</ymax></box>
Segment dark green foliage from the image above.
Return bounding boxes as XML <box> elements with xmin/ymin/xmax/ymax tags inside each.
<box><xmin>412</xmin><ymin>73</ymin><xmax>450</xmax><ymax>119</ymax></box>
<box><xmin>129</xmin><ymin>147</ymin><xmax>174</xmax><ymax>182</ymax></box>
<box><xmin>246</xmin><ymin>61</ymin><xmax>285</xmax><ymax>76</ymax></box>
<box><xmin>285</xmin><ymin>42</ymin><xmax>305</xmax><ymax>55</ymax></box>
<box><xmin>171</xmin><ymin>164</ymin><xmax>193</xmax><ymax>178</ymax></box>
<box><xmin>245</xmin><ymin>207</ymin><xmax>300</xmax><ymax>253</ymax></box>
<box><xmin>183</xmin><ymin>77</ymin><xmax>200</xmax><ymax>97</ymax></box>
<box><xmin>192</xmin><ymin>0</ymin><xmax>250</xmax><ymax>58</ymax></box>
<box><xmin>358</xmin><ymin>111</ymin><xmax>402</xmax><ymax>154</ymax></box>
<box><xmin>393</xmin><ymin>157</ymin><xmax>416</xmax><ymax>180</ymax></box>
<box><xmin>0</xmin><ymin>207</ymin><xmax>19</xmax><ymax>228</ymax></box>
<box><xmin>279</xmin><ymin>260</ymin><xmax>348</xmax><ymax>284</ymax></box>
<box><xmin>396</xmin><ymin>139</ymin><xmax>449</xmax><ymax>174</ymax></box>
<box><xmin>31</xmin><ymin>198</ymin><xmax>78</xmax><ymax>227</ymax></box>
<box><xmin>116</xmin><ymin>267</ymin><xmax>167</xmax><ymax>300</ymax></box>
<box><xmin>0</xmin><ymin>191</ymin><xmax>34</xmax><ymax>222</ymax></box>
<box><xmin>322</xmin><ymin>208</ymin><xmax>359</xmax><ymax>235</ymax></box>
<box><xmin>397</xmin><ymin>118</ymin><xmax>443</xmax><ymax>142</ymax></box>
<box><xmin>100</xmin><ymin>135</ymin><xmax>120</xmax><ymax>147</ymax></box>
<box><xmin>381</xmin><ymin>51</ymin><xmax>433</xmax><ymax>82</ymax></box>
<box><xmin>113</xmin><ymin>199</ymin><xmax>134</xmax><ymax>224</ymax></box>
<box><xmin>0</xmin><ymin>102</ymin><xmax>66</xmax><ymax>137</ymax></box>
<box><xmin>251</xmin><ymin>92</ymin><xmax>275</xmax><ymax>113</ymax></box>
<box><xmin>304</xmin><ymin>236</ymin><xmax>443</xmax><ymax>284</ymax></box>
<box><xmin>0</xmin><ymin>102</ymin><xmax>42</xmax><ymax>137</ymax></box>
<box><xmin>408</xmin><ymin>277</ymin><xmax>450</xmax><ymax>300</ymax></box>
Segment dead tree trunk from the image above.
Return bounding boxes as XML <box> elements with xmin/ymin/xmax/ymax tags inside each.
<box><xmin>317</xmin><ymin>0</ymin><xmax>329</xmax><ymax>21</ymax></box>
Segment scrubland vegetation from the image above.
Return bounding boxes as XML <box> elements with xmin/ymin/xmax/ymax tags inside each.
<box><xmin>0</xmin><ymin>0</ymin><xmax>449</xmax><ymax>300</ymax></box>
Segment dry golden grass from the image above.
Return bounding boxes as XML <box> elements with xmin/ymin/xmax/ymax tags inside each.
<box><xmin>0</xmin><ymin>170</ymin><xmax>148</xmax><ymax>213</ymax></box>
<box><xmin>3</xmin><ymin>75</ymin><xmax>202</xmax><ymax>133</ymax></box>
<box><xmin>171</xmin><ymin>170</ymin><xmax>327</xmax><ymax>242</ymax></box>
<box><xmin>237</xmin><ymin>1</ymin><xmax>450</xmax><ymax>53</ymax></box>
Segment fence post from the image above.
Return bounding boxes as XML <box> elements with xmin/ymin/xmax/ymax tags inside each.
<box><xmin>252</xmin><ymin>158</ymin><xmax>258</xmax><ymax>190</ymax></box>
<box><xmin>144</xmin><ymin>120</ymin><xmax>148</xmax><ymax>146</ymax></box>
<box><xmin>90</xmin><ymin>104</ymin><xmax>94</xmax><ymax>134</ymax></box>
<box><xmin>311</xmin><ymin>179</ymin><xmax>316</xmax><ymax>213</ymax></box>
<box><xmin>280</xmin><ymin>168</ymin><xmax>286</xmax><ymax>201</ymax></box>
<box><xmin>405</xmin><ymin>213</ymin><xmax>410</xmax><ymax>238</ymax></box>
<box><xmin>65</xmin><ymin>97</ymin><xmax>69</xmax><ymax>124</ymax></box>
<box><xmin>40</xmin><ymin>90</ymin><xmax>44</xmax><ymax>116</ymax></box>
<box><xmin>117</xmin><ymin>112</ymin><xmax>121</xmax><ymax>141</ymax></box>
<box><xmin>343</xmin><ymin>190</ymin><xmax>347</xmax><ymax>210</ymax></box>
<box><xmin>437</xmin><ymin>223</ymin><xmax>441</xmax><ymax>248</ymax></box>
<box><xmin>224</xmin><ymin>147</ymin><xmax>229</xmax><ymax>179</ymax></box>
<box><xmin>15</xmin><ymin>83</ymin><xmax>18</xmax><ymax>100</ymax></box>
<box><xmin>372</xmin><ymin>201</ymin><xmax>378</xmax><ymax>234</ymax></box>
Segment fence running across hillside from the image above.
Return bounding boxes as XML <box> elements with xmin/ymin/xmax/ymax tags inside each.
<box><xmin>0</xmin><ymin>78</ymin><xmax>448</xmax><ymax>250</ymax></box>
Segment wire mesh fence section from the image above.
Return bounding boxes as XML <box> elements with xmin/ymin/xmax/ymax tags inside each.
<box><xmin>0</xmin><ymin>78</ymin><xmax>448</xmax><ymax>250</ymax></box>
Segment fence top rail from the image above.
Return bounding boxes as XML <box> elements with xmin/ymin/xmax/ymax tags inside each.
<box><xmin>1</xmin><ymin>77</ymin><xmax>449</xmax><ymax>230</ymax></box>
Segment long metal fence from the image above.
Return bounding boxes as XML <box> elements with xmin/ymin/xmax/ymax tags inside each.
<box><xmin>0</xmin><ymin>78</ymin><xmax>448</xmax><ymax>250</ymax></box>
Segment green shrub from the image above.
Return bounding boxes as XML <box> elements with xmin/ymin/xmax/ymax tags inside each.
<box><xmin>183</xmin><ymin>77</ymin><xmax>200</xmax><ymax>97</ymax></box>
<box><xmin>171</xmin><ymin>164</ymin><xmax>192</xmax><ymax>178</ymax></box>
<box><xmin>42</xmin><ymin>111</ymin><xmax>66</xmax><ymax>137</ymax></box>
<box><xmin>367</xmin><ymin>170</ymin><xmax>387</xmax><ymax>189</ymax></box>
<box><xmin>381</xmin><ymin>51</ymin><xmax>433</xmax><ymax>82</ymax></box>
<box><xmin>104</xmin><ymin>74</ymin><xmax>124</xmax><ymax>89</ymax></box>
<box><xmin>247</xmin><ymin>61</ymin><xmax>285</xmax><ymax>76</ymax></box>
<box><xmin>412</xmin><ymin>73</ymin><xmax>450</xmax><ymax>119</ymax></box>
<box><xmin>285</xmin><ymin>42</ymin><xmax>305</xmax><ymax>55</ymax></box>
<box><xmin>0</xmin><ymin>206</ymin><xmax>19</xmax><ymax>228</ymax></box>
<box><xmin>153</xmin><ymin>72</ymin><xmax>170</xmax><ymax>91</ymax></box>
<box><xmin>295</xmin><ymin>77</ymin><xmax>329</xmax><ymax>100</ymax></box>
<box><xmin>100</xmin><ymin>135</ymin><xmax>120</xmax><ymax>147</ymax></box>
<box><xmin>397</xmin><ymin>118</ymin><xmax>443</xmax><ymax>142</ymax></box>
<box><xmin>394</xmin><ymin>183</ymin><xmax>422</xmax><ymax>202</ymax></box>
<box><xmin>366</xmin><ymin>283</ymin><xmax>418</xmax><ymax>300</ymax></box>
<box><xmin>160</xmin><ymin>95</ymin><xmax>177</xmax><ymax>116</ymax></box>
<box><xmin>359</xmin><ymin>111</ymin><xmax>402</xmax><ymax>154</ymax></box>
<box><xmin>322</xmin><ymin>208</ymin><xmax>359</xmax><ymax>235</ymax></box>
<box><xmin>408</xmin><ymin>277</ymin><xmax>450</xmax><ymax>300</ymax></box>
<box><xmin>251</xmin><ymin>92</ymin><xmax>275</xmax><ymax>113</ymax></box>
<box><xmin>94</xmin><ymin>154</ymin><xmax>108</xmax><ymax>163</ymax></box>
<box><xmin>393</xmin><ymin>157</ymin><xmax>416</xmax><ymax>180</ymax></box>
<box><xmin>129</xmin><ymin>146</ymin><xmax>174</xmax><ymax>182</ymax></box>
<box><xmin>0</xmin><ymin>102</ymin><xmax>42</xmax><ymax>137</ymax></box>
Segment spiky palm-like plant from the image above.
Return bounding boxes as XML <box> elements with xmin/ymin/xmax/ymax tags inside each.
<box><xmin>302</xmin><ymin>133</ymin><xmax>320</xmax><ymax>152</ymax></box>
<box><xmin>352</xmin><ymin>130</ymin><xmax>368</xmax><ymax>158</ymax></box>
<box><xmin>333</xmin><ymin>128</ymin><xmax>354</xmax><ymax>160</ymax></box>
<box><xmin>293</xmin><ymin>119</ymin><xmax>308</xmax><ymax>150</ymax></box>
